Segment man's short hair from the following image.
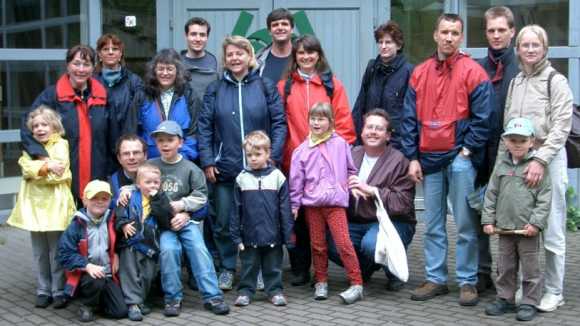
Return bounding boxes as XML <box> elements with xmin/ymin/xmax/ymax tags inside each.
<box><xmin>363</xmin><ymin>109</ymin><xmax>392</xmax><ymax>132</ymax></box>
<box><xmin>435</xmin><ymin>13</ymin><xmax>464</xmax><ymax>32</ymax></box>
<box><xmin>115</xmin><ymin>134</ymin><xmax>147</xmax><ymax>156</ymax></box>
<box><xmin>184</xmin><ymin>17</ymin><xmax>211</xmax><ymax>36</ymax></box>
<box><xmin>267</xmin><ymin>8</ymin><xmax>294</xmax><ymax>29</ymax></box>
<box><xmin>484</xmin><ymin>6</ymin><xmax>515</xmax><ymax>29</ymax></box>
<box><xmin>243</xmin><ymin>130</ymin><xmax>271</xmax><ymax>153</ymax></box>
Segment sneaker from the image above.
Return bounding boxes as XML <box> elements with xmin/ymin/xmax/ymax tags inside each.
<box><xmin>476</xmin><ymin>273</ymin><xmax>495</xmax><ymax>293</ymax></box>
<box><xmin>271</xmin><ymin>293</ymin><xmax>287</xmax><ymax>306</ymax></box>
<box><xmin>290</xmin><ymin>271</ymin><xmax>310</xmax><ymax>286</ymax></box>
<box><xmin>459</xmin><ymin>284</ymin><xmax>479</xmax><ymax>306</ymax></box>
<box><xmin>516</xmin><ymin>304</ymin><xmax>537</xmax><ymax>321</ymax></box>
<box><xmin>52</xmin><ymin>295</ymin><xmax>68</xmax><ymax>309</ymax></box>
<box><xmin>314</xmin><ymin>282</ymin><xmax>328</xmax><ymax>300</ymax></box>
<box><xmin>485</xmin><ymin>298</ymin><xmax>517</xmax><ymax>316</ymax></box>
<box><xmin>410</xmin><ymin>281</ymin><xmax>449</xmax><ymax>301</ymax></box>
<box><xmin>35</xmin><ymin>295</ymin><xmax>52</xmax><ymax>308</ymax></box>
<box><xmin>78</xmin><ymin>305</ymin><xmax>95</xmax><ymax>323</ymax></box>
<box><xmin>256</xmin><ymin>272</ymin><xmax>265</xmax><ymax>291</ymax></box>
<box><xmin>138</xmin><ymin>304</ymin><xmax>151</xmax><ymax>315</ymax></box>
<box><xmin>218</xmin><ymin>270</ymin><xmax>234</xmax><ymax>291</ymax></box>
<box><xmin>204</xmin><ymin>298</ymin><xmax>230</xmax><ymax>315</ymax></box>
<box><xmin>128</xmin><ymin>304</ymin><xmax>143</xmax><ymax>321</ymax></box>
<box><xmin>163</xmin><ymin>300</ymin><xmax>181</xmax><ymax>317</ymax></box>
<box><xmin>537</xmin><ymin>292</ymin><xmax>565</xmax><ymax>312</ymax></box>
<box><xmin>234</xmin><ymin>295</ymin><xmax>250</xmax><ymax>307</ymax></box>
<box><xmin>339</xmin><ymin>285</ymin><xmax>364</xmax><ymax>305</ymax></box>
<box><xmin>386</xmin><ymin>278</ymin><xmax>405</xmax><ymax>292</ymax></box>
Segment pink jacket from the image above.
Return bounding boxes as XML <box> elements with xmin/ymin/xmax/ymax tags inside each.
<box><xmin>289</xmin><ymin>133</ymin><xmax>357</xmax><ymax>209</ymax></box>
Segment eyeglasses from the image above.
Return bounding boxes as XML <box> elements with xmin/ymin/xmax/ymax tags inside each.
<box><xmin>119</xmin><ymin>150</ymin><xmax>145</xmax><ymax>158</ymax></box>
<box><xmin>364</xmin><ymin>124</ymin><xmax>388</xmax><ymax>132</ymax></box>
<box><xmin>155</xmin><ymin>65</ymin><xmax>176</xmax><ymax>74</ymax></box>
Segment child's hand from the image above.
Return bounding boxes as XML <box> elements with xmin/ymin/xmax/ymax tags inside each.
<box><xmin>483</xmin><ymin>224</ymin><xmax>495</xmax><ymax>235</ymax></box>
<box><xmin>170</xmin><ymin>200</ymin><xmax>185</xmax><ymax>214</ymax></box>
<box><xmin>524</xmin><ymin>224</ymin><xmax>539</xmax><ymax>237</ymax></box>
<box><xmin>348</xmin><ymin>175</ymin><xmax>360</xmax><ymax>188</ymax></box>
<box><xmin>238</xmin><ymin>243</ymin><xmax>245</xmax><ymax>251</ymax></box>
<box><xmin>170</xmin><ymin>212</ymin><xmax>190</xmax><ymax>231</ymax></box>
<box><xmin>291</xmin><ymin>208</ymin><xmax>299</xmax><ymax>220</ymax></box>
<box><xmin>86</xmin><ymin>263</ymin><xmax>106</xmax><ymax>279</ymax></box>
<box><xmin>117</xmin><ymin>188</ymin><xmax>132</xmax><ymax>207</ymax></box>
<box><xmin>47</xmin><ymin>160</ymin><xmax>65</xmax><ymax>176</ymax></box>
<box><xmin>122</xmin><ymin>222</ymin><xmax>136</xmax><ymax>238</ymax></box>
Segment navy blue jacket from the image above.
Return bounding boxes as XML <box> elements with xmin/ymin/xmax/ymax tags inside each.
<box><xmin>352</xmin><ymin>54</ymin><xmax>414</xmax><ymax>149</ymax></box>
<box><xmin>198</xmin><ymin>69</ymin><xmax>287</xmax><ymax>182</ymax></box>
<box><xmin>230</xmin><ymin>166</ymin><xmax>293</xmax><ymax>247</ymax></box>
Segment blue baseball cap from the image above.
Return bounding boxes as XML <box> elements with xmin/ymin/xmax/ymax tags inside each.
<box><xmin>151</xmin><ymin>120</ymin><xmax>183</xmax><ymax>138</ymax></box>
<box><xmin>502</xmin><ymin>117</ymin><xmax>535</xmax><ymax>137</ymax></box>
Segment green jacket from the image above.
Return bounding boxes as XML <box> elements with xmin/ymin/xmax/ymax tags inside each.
<box><xmin>481</xmin><ymin>150</ymin><xmax>551</xmax><ymax>230</ymax></box>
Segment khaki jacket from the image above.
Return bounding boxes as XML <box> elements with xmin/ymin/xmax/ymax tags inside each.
<box><xmin>503</xmin><ymin>59</ymin><xmax>574</xmax><ymax>165</ymax></box>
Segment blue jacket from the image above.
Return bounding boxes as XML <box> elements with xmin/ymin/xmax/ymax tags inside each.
<box><xmin>352</xmin><ymin>54</ymin><xmax>414</xmax><ymax>149</ymax></box>
<box><xmin>138</xmin><ymin>87</ymin><xmax>199</xmax><ymax>161</ymax></box>
<box><xmin>198</xmin><ymin>69</ymin><xmax>287</xmax><ymax>182</ymax></box>
<box><xmin>231</xmin><ymin>165</ymin><xmax>293</xmax><ymax>247</ymax></box>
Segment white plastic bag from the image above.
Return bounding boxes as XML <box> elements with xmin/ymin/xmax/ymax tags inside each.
<box><xmin>373</xmin><ymin>188</ymin><xmax>409</xmax><ymax>282</ymax></box>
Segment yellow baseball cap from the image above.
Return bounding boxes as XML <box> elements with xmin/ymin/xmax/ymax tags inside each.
<box><xmin>83</xmin><ymin>180</ymin><xmax>112</xmax><ymax>199</ymax></box>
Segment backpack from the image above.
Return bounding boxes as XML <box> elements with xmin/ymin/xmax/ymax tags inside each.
<box><xmin>546</xmin><ymin>71</ymin><xmax>580</xmax><ymax>168</ymax></box>
<box><xmin>283</xmin><ymin>71</ymin><xmax>334</xmax><ymax>105</ymax></box>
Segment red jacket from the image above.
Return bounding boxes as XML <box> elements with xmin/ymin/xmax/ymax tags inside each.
<box><xmin>278</xmin><ymin>71</ymin><xmax>356</xmax><ymax>173</ymax></box>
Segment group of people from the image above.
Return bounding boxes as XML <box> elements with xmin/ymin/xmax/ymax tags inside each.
<box><xmin>6</xmin><ymin>5</ymin><xmax>575</xmax><ymax>323</ymax></box>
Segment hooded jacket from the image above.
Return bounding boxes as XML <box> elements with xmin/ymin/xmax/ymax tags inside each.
<box><xmin>198</xmin><ymin>69</ymin><xmax>287</xmax><ymax>182</ymax></box>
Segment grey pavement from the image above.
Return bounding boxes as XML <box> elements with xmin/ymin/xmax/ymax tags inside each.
<box><xmin>0</xmin><ymin>218</ymin><xmax>578</xmax><ymax>326</ymax></box>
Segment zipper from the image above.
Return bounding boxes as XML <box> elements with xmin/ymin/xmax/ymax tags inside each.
<box><xmin>238</xmin><ymin>81</ymin><xmax>246</xmax><ymax>168</ymax></box>
<box><xmin>306</xmin><ymin>79</ymin><xmax>310</xmax><ymax>111</ymax></box>
<box><xmin>258</xmin><ymin>176</ymin><xmax>262</xmax><ymax>190</ymax></box>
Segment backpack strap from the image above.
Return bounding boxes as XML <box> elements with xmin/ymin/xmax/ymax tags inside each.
<box><xmin>547</xmin><ymin>70</ymin><xmax>558</xmax><ymax>100</ymax></box>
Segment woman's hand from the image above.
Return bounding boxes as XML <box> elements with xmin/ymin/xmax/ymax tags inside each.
<box><xmin>408</xmin><ymin>160</ymin><xmax>423</xmax><ymax>183</ymax></box>
<box><xmin>204</xmin><ymin>166</ymin><xmax>219</xmax><ymax>184</ymax></box>
<box><xmin>523</xmin><ymin>160</ymin><xmax>545</xmax><ymax>188</ymax></box>
<box><xmin>524</xmin><ymin>224</ymin><xmax>539</xmax><ymax>237</ymax></box>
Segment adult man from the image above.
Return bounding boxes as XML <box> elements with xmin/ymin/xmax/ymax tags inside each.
<box><xmin>109</xmin><ymin>134</ymin><xmax>148</xmax><ymax>203</ymax></box>
<box><xmin>256</xmin><ymin>8</ymin><xmax>294</xmax><ymax>83</ymax></box>
<box><xmin>401</xmin><ymin>13</ymin><xmax>493</xmax><ymax>306</ymax></box>
<box><xmin>328</xmin><ymin>109</ymin><xmax>416</xmax><ymax>290</ymax></box>
<box><xmin>475</xmin><ymin>6</ymin><xmax>519</xmax><ymax>293</ymax></box>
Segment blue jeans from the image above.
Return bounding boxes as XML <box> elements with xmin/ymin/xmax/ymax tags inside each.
<box><xmin>422</xmin><ymin>154</ymin><xmax>478</xmax><ymax>286</ymax></box>
<box><xmin>328</xmin><ymin>221</ymin><xmax>415</xmax><ymax>280</ymax></box>
<box><xmin>160</xmin><ymin>222</ymin><xmax>223</xmax><ymax>303</ymax></box>
<box><xmin>211</xmin><ymin>182</ymin><xmax>238</xmax><ymax>271</ymax></box>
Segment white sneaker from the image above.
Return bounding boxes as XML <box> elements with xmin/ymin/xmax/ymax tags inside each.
<box><xmin>537</xmin><ymin>293</ymin><xmax>565</xmax><ymax>312</ymax></box>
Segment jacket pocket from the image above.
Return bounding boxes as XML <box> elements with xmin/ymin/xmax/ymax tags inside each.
<box><xmin>419</xmin><ymin>120</ymin><xmax>456</xmax><ymax>152</ymax></box>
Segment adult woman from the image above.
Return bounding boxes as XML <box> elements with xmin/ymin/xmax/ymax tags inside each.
<box><xmin>95</xmin><ymin>34</ymin><xmax>144</xmax><ymax>149</ymax></box>
<box><xmin>278</xmin><ymin>34</ymin><xmax>356</xmax><ymax>285</ymax></box>
<box><xmin>351</xmin><ymin>21</ymin><xmax>413</xmax><ymax>148</ymax></box>
<box><xmin>503</xmin><ymin>24</ymin><xmax>573</xmax><ymax>312</ymax></box>
<box><xmin>23</xmin><ymin>45</ymin><xmax>111</xmax><ymax>202</ymax></box>
<box><xmin>198</xmin><ymin>35</ymin><xmax>286</xmax><ymax>289</ymax></box>
<box><xmin>139</xmin><ymin>48</ymin><xmax>198</xmax><ymax>160</ymax></box>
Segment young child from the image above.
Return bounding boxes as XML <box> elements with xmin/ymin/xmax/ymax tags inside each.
<box><xmin>57</xmin><ymin>180</ymin><xmax>128</xmax><ymax>323</ymax></box>
<box><xmin>230</xmin><ymin>131</ymin><xmax>293</xmax><ymax>307</ymax></box>
<box><xmin>289</xmin><ymin>102</ymin><xmax>364</xmax><ymax>304</ymax></box>
<box><xmin>115</xmin><ymin>163</ymin><xmax>164</xmax><ymax>321</ymax></box>
<box><xmin>482</xmin><ymin>117</ymin><xmax>551</xmax><ymax>322</ymax></box>
<box><xmin>148</xmin><ymin>120</ymin><xmax>229</xmax><ymax>317</ymax></box>
<box><xmin>7</xmin><ymin>105</ymin><xmax>76</xmax><ymax>309</ymax></box>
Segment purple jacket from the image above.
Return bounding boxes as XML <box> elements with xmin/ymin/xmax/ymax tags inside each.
<box><xmin>289</xmin><ymin>133</ymin><xmax>357</xmax><ymax>209</ymax></box>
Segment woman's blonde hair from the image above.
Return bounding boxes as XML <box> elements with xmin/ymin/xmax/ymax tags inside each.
<box><xmin>516</xmin><ymin>24</ymin><xmax>549</xmax><ymax>54</ymax></box>
<box><xmin>26</xmin><ymin>105</ymin><xmax>65</xmax><ymax>136</ymax></box>
<box><xmin>221</xmin><ymin>35</ymin><xmax>257</xmax><ymax>70</ymax></box>
<box><xmin>309</xmin><ymin>102</ymin><xmax>335</xmax><ymax>128</ymax></box>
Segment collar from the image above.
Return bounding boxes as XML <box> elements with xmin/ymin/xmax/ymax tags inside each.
<box><xmin>56</xmin><ymin>74</ymin><xmax>107</xmax><ymax>105</ymax></box>
<box><xmin>434</xmin><ymin>51</ymin><xmax>467</xmax><ymax>71</ymax></box>
<box><xmin>308</xmin><ymin>130</ymin><xmax>334</xmax><ymax>147</ymax></box>
<box><xmin>519</xmin><ymin>56</ymin><xmax>550</xmax><ymax>77</ymax></box>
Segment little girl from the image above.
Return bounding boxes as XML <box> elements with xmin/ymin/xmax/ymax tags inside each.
<box><xmin>7</xmin><ymin>105</ymin><xmax>76</xmax><ymax>309</ymax></box>
<box><xmin>289</xmin><ymin>102</ymin><xmax>363</xmax><ymax>304</ymax></box>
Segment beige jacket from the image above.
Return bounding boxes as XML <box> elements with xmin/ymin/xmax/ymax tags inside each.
<box><xmin>503</xmin><ymin>59</ymin><xmax>574</xmax><ymax>165</ymax></box>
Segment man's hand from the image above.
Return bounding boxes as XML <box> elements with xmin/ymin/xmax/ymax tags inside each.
<box><xmin>122</xmin><ymin>222</ymin><xmax>136</xmax><ymax>238</ymax></box>
<box><xmin>524</xmin><ymin>224</ymin><xmax>539</xmax><ymax>237</ymax></box>
<box><xmin>523</xmin><ymin>161</ymin><xmax>545</xmax><ymax>188</ymax></box>
<box><xmin>483</xmin><ymin>224</ymin><xmax>495</xmax><ymax>235</ymax></box>
<box><xmin>170</xmin><ymin>212</ymin><xmax>190</xmax><ymax>231</ymax></box>
<box><xmin>86</xmin><ymin>263</ymin><xmax>106</xmax><ymax>279</ymax></box>
<box><xmin>117</xmin><ymin>188</ymin><xmax>132</xmax><ymax>207</ymax></box>
<box><xmin>204</xmin><ymin>166</ymin><xmax>219</xmax><ymax>184</ymax></box>
<box><xmin>349</xmin><ymin>175</ymin><xmax>376</xmax><ymax>198</ymax></box>
<box><xmin>408</xmin><ymin>160</ymin><xmax>423</xmax><ymax>183</ymax></box>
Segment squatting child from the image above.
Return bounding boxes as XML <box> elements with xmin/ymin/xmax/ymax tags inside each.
<box><xmin>289</xmin><ymin>102</ymin><xmax>364</xmax><ymax>304</ymax></box>
<box><xmin>482</xmin><ymin>117</ymin><xmax>551</xmax><ymax>322</ymax></box>
<box><xmin>230</xmin><ymin>131</ymin><xmax>293</xmax><ymax>307</ymax></box>
<box><xmin>7</xmin><ymin>105</ymin><xmax>76</xmax><ymax>309</ymax></box>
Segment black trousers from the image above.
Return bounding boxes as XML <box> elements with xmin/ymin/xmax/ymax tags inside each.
<box><xmin>288</xmin><ymin>209</ymin><xmax>311</xmax><ymax>275</ymax></box>
<box><xmin>238</xmin><ymin>245</ymin><xmax>283</xmax><ymax>297</ymax></box>
<box><xmin>77</xmin><ymin>274</ymin><xmax>128</xmax><ymax>319</ymax></box>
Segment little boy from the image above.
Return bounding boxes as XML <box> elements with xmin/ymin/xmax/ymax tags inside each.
<box><xmin>149</xmin><ymin>120</ymin><xmax>229</xmax><ymax>317</ymax></box>
<box><xmin>230</xmin><ymin>131</ymin><xmax>293</xmax><ymax>307</ymax></box>
<box><xmin>482</xmin><ymin>117</ymin><xmax>551</xmax><ymax>322</ymax></box>
<box><xmin>115</xmin><ymin>163</ymin><xmax>164</xmax><ymax>321</ymax></box>
<box><xmin>58</xmin><ymin>180</ymin><xmax>128</xmax><ymax>323</ymax></box>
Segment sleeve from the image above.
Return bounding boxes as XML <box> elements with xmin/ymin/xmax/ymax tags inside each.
<box><xmin>198</xmin><ymin>81</ymin><xmax>218</xmax><ymax>168</ymax></box>
<box><xmin>529</xmin><ymin>168</ymin><xmax>552</xmax><ymax>230</ymax></box>
<box><xmin>181</xmin><ymin>166</ymin><xmax>208</xmax><ymax>212</ymax></box>
<box><xmin>151</xmin><ymin>190</ymin><xmax>174</xmax><ymax>230</ymax></box>
<box><xmin>481</xmin><ymin>165</ymin><xmax>500</xmax><ymax>225</ymax></box>
<box><xmin>57</xmin><ymin>221</ymin><xmax>89</xmax><ymax>271</ymax></box>
<box><xmin>289</xmin><ymin>148</ymin><xmax>305</xmax><ymax>210</ymax></box>
<box><xmin>345</xmin><ymin>142</ymin><xmax>358</xmax><ymax>177</ymax></box>
<box><xmin>230</xmin><ymin>179</ymin><xmax>243</xmax><ymax>245</ymax></box>
<box><xmin>278</xmin><ymin>176</ymin><xmax>294</xmax><ymax>244</ymax></box>
<box><xmin>114</xmin><ymin>203</ymin><xmax>132</xmax><ymax>231</ymax></box>
<box><xmin>464</xmin><ymin>79</ymin><xmax>493</xmax><ymax>151</ymax></box>
<box><xmin>21</xmin><ymin>88</ymin><xmax>54</xmax><ymax>159</ymax></box>
<box><xmin>18</xmin><ymin>152</ymin><xmax>47</xmax><ymax>180</ymax></box>
<box><xmin>400</xmin><ymin>84</ymin><xmax>419</xmax><ymax>160</ymax></box>
<box><xmin>331</xmin><ymin>78</ymin><xmax>356</xmax><ymax>145</ymax></box>
<box><xmin>534</xmin><ymin>74</ymin><xmax>574</xmax><ymax>165</ymax></box>
<box><xmin>351</xmin><ymin>62</ymin><xmax>373</xmax><ymax>143</ymax></box>
<box><xmin>124</xmin><ymin>74</ymin><xmax>145</xmax><ymax>135</ymax></box>
<box><xmin>378</xmin><ymin>156</ymin><xmax>415</xmax><ymax>216</ymax></box>
<box><xmin>263</xmin><ymin>78</ymin><xmax>287</xmax><ymax>164</ymax></box>
<box><xmin>43</xmin><ymin>139</ymin><xmax>73</xmax><ymax>184</ymax></box>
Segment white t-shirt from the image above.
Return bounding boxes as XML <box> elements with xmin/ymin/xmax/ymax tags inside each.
<box><xmin>358</xmin><ymin>153</ymin><xmax>379</xmax><ymax>184</ymax></box>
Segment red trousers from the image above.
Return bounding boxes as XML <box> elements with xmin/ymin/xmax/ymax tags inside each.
<box><xmin>305</xmin><ymin>207</ymin><xmax>362</xmax><ymax>285</ymax></box>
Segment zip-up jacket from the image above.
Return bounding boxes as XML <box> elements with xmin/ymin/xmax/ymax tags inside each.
<box><xmin>25</xmin><ymin>74</ymin><xmax>111</xmax><ymax>200</ymax></box>
<box><xmin>230</xmin><ymin>165</ymin><xmax>293</xmax><ymax>247</ymax></box>
<box><xmin>278</xmin><ymin>71</ymin><xmax>356</xmax><ymax>173</ymax></box>
<box><xmin>400</xmin><ymin>52</ymin><xmax>493</xmax><ymax>174</ymax></box>
<box><xmin>198</xmin><ymin>69</ymin><xmax>287</xmax><ymax>182</ymax></box>
<box><xmin>352</xmin><ymin>54</ymin><xmax>414</xmax><ymax>148</ymax></box>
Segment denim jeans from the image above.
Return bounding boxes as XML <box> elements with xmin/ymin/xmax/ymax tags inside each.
<box><xmin>211</xmin><ymin>182</ymin><xmax>238</xmax><ymax>272</ymax></box>
<box><xmin>422</xmin><ymin>154</ymin><xmax>478</xmax><ymax>286</ymax></box>
<box><xmin>160</xmin><ymin>222</ymin><xmax>223</xmax><ymax>303</ymax></box>
<box><xmin>328</xmin><ymin>221</ymin><xmax>415</xmax><ymax>280</ymax></box>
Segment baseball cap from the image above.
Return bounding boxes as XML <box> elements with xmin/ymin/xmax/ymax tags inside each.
<box><xmin>151</xmin><ymin>120</ymin><xmax>183</xmax><ymax>138</ymax></box>
<box><xmin>83</xmin><ymin>180</ymin><xmax>112</xmax><ymax>199</ymax></box>
<box><xmin>502</xmin><ymin>117</ymin><xmax>535</xmax><ymax>137</ymax></box>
